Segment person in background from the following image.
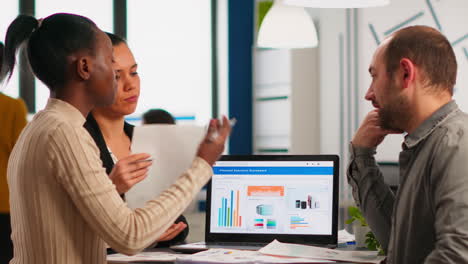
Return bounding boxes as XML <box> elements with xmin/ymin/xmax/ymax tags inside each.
<box><xmin>348</xmin><ymin>25</ymin><xmax>468</xmax><ymax>263</ymax></box>
<box><xmin>0</xmin><ymin>41</ymin><xmax>28</xmax><ymax>264</ymax></box>
<box><xmin>142</xmin><ymin>108</ymin><xmax>176</xmax><ymax>125</ymax></box>
<box><xmin>3</xmin><ymin>13</ymin><xmax>230</xmax><ymax>264</ymax></box>
<box><xmin>84</xmin><ymin>33</ymin><xmax>187</xmax><ymax>248</ymax></box>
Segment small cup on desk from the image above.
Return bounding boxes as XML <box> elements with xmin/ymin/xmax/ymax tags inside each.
<box><xmin>354</xmin><ymin>224</ymin><xmax>371</xmax><ymax>248</ymax></box>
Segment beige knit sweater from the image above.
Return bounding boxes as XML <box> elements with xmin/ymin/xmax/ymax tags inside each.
<box><xmin>7</xmin><ymin>98</ymin><xmax>212</xmax><ymax>264</ymax></box>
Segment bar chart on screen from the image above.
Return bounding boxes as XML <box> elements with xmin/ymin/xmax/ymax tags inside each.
<box><xmin>290</xmin><ymin>215</ymin><xmax>311</xmax><ymax>230</ymax></box>
<box><xmin>217</xmin><ymin>189</ymin><xmax>242</xmax><ymax>228</ymax></box>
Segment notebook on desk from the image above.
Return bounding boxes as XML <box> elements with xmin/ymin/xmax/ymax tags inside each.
<box><xmin>171</xmin><ymin>155</ymin><xmax>340</xmax><ymax>253</ymax></box>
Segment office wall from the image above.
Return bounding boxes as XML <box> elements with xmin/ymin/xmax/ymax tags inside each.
<box><xmin>318</xmin><ymin>9</ymin><xmax>357</xmax><ymax>205</ymax></box>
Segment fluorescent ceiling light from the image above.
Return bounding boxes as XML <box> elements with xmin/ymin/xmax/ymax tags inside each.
<box><xmin>284</xmin><ymin>0</ymin><xmax>390</xmax><ymax>8</ymax></box>
<box><xmin>257</xmin><ymin>0</ymin><xmax>318</xmax><ymax>49</ymax></box>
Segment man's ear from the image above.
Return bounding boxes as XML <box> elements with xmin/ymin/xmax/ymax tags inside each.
<box><xmin>400</xmin><ymin>58</ymin><xmax>415</xmax><ymax>89</ymax></box>
<box><xmin>76</xmin><ymin>56</ymin><xmax>92</xmax><ymax>81</ymax></box>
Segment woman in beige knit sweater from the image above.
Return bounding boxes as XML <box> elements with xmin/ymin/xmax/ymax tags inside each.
<box><xmin>1</xmin><ymin>13</ymin><xmax>230</xmax><ymax>264</ymax></box>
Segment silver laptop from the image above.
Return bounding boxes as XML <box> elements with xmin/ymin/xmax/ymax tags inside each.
<box><xmin>171</xmin><ymin>155</ymin><xmax>340</xmax><ymax>253</ymax></box>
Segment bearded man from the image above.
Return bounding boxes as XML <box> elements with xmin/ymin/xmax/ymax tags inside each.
<box><xmin>348</xmin><ymin>25</ymin><xmax>468</xmax><ymax>264</ymax></box>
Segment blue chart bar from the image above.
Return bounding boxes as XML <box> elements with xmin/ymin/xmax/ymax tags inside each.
<box><xmin>218</xmin><ymin>208</ymin><xmax>222</xmax><ymax>226</ymax></box>
<box><xmin>223</xmin><ymin>198</ymin><xmax>227</xmax><ymax>226</ymax></box>
<box><xmin>221</xmin><ymin>198</ymin><xmax>224</xmax><ymax>226</ymax></box>
<box><xmin>291</xmin><ymin>216</ymin><xmax>307</xmax><ymax>224</ymax></box>
<box><xmin>290</xmin><ymin>216</ymin><xmax>310</xmax><ymax>229</ymax></box>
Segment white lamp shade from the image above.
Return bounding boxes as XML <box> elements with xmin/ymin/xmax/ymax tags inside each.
<box><xmin>284</xmin><ymin>0</ymin><xmax>390</xmax><ymax>8</ymax></box>
<box><xmin>257</xmin><ymin>1</ymin><xmax>318</xmax><ymax>49</ymax></box>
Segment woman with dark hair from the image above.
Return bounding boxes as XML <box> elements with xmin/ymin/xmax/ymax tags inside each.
<box><xmin>2</xmin><ymin>13</ymin><xmax>230</xmax><ymax>264</ymax></box>
<box><xmin>84</xmin><ymin>33</ymin><xmax>188</xmax><ymax>247</ymax></box>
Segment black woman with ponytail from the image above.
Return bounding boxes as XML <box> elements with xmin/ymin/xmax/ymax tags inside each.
<box><xmin>4</xmin><ymin>13</ymin><xmax>231</xmax><ymax>264</ymax></box>
<box><xmin>1</xmin><ymin>14</ymin><xmax>117</xmax><ymax>108</ymax></box>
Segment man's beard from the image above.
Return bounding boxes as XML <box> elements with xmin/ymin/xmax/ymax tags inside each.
<box><xmin>378</xmin><ymin>94</ymin><xmax>411</xmax><ymax>131</ymax></box>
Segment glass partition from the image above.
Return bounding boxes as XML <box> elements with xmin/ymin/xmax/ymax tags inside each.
<box><xmin>127</xmin><ymin>0</ymin><xmax>212</xmax><ymax>125</ymax></box>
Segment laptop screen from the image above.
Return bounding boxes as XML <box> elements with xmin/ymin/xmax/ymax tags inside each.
<box><xmin>205</xmin><ymin>155</ymin><xmax>339</xmax><ymax>244</ymax></box>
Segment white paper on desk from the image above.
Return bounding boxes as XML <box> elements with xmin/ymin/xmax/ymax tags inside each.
<box><xmin>259</xmin><ymin>240</ymin><xmax>385</xmax><ymax>264</ymax></box>
<box><xmin>175</xmin><ymin>248</ymin><xmax>334</xmax><ymax>263</ymax></box>
<box><xmin>126</xmin><ymin>125</ymin><xmax>205</xmax><ymax>209</ymax></box>
<box><xmin>338</xmin><ymin>229</ymin><xmax>355</xmax><ymax>244</ymax></box>
<box><xmin>107</xmin><ymin>251</ymin><xmax>187</xmax><ymax>262</ymax></box>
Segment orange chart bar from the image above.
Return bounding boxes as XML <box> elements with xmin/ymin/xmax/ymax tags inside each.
<box><xmin>290</xmin><ymin>225</ymin><xmax>310</xmax><ymax>229</ymax></box>
<box><xmin>236</xmin><ymin>190</ymin><xmax>240</xmax><ymax>226</ymax></box>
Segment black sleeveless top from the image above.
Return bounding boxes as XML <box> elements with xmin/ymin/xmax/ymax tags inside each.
<box><xmin>83</xmin><ymin>113</ymin><xmax>188</xmax><ymax>247</ymax></box>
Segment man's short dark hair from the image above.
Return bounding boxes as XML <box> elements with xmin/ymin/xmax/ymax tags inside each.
<box><xmin>384</xmin><ymin>25</ymin><xmax>457</xmax><ymax>94</ymax></box>
<box><xmin>142</xmin><ymin>109</ymin><xmax>175</xmax><ymax>124</ymax></box>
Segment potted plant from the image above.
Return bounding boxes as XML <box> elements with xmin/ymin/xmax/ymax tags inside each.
<box><xmin>345</xmin><ymin>206</ymin><xmax>384</xmax><ymax>255</ymax></box>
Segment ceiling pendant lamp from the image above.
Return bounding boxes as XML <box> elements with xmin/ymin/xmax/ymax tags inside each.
<box><xmin>257</xmin><ymin>0</ymin><xmax>318</xmax><ymax>49</ymax></box>
<box><xmin>284</xmin><ymin>0</ymin><xmax>390</xmax><ymax>8</ymax></box>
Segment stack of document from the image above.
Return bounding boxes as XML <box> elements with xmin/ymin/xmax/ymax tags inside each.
<box><xmin>107</xmin><ymin>251</ymin><xmax>186</xmax><ymax>262</ymax></box>
<box><xmin>108</xmin><ymin>249</ymin><xmax>332</xmax><ymax>263</ymax></box>
<box><xmin>175</xmin><ymin>248</ymin><xmax>333</xmax><ymax>263</ymax></box>
<box><xmin>108</xmin><ymin>241</ymin><xmax>384</xmax><ymax>263</ymax></box>
<box><xmin>259</xmin><ymin>240</ymin><xmax>384</xmax><ymax>264</ymax></box>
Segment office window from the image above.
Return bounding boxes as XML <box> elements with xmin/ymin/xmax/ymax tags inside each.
<box><xmin>127</xmin><ymin>0</ymin><xmax>212</xmax><ymax>125</ymax></box>
<box><xmin>34</xmin><ymin>0</ymin><xmax>113</xmax><ymax>112</ymax></box>
<box><xmin>0</xmin><ymin>2</ymin><xmax>19</xmax><ymax>98</ymax></box>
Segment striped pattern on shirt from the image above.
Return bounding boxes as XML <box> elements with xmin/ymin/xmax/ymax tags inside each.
<box><xmin>8</xmin><ymin>98</ymin><xmax>212</xmax><ymax>264</ymax></box>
